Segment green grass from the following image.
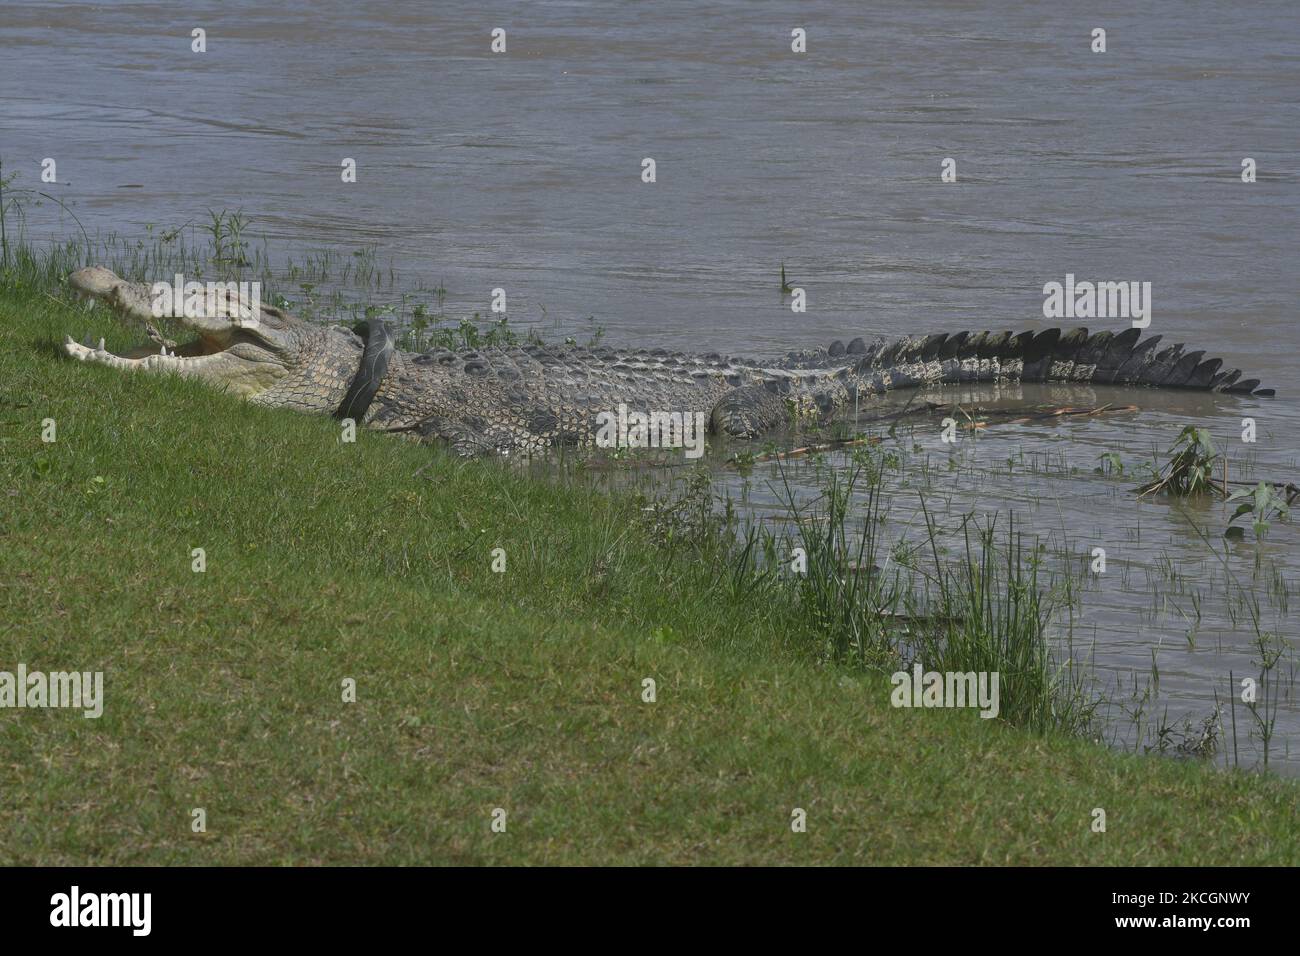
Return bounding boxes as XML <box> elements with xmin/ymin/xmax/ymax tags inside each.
<box><xmin>1</xmin><ymin>281</ymin><xmax>1298</xmax><ymax>865</ymax></box>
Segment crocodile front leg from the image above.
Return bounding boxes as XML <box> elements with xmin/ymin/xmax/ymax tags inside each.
<box><xmin>413</xmin><ymin>415</ymin><xmax>537</xmax><ymax>457</ymax></box>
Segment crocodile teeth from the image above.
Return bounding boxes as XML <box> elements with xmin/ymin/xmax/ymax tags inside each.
<box><xmin>97</xmin><ymin>338</ymin><xmax>106</xmax><ymax>352</ymax></box>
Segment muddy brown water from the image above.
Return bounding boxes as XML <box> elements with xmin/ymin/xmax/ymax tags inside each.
<box><xmin>2</xmin><ymin>1</ymin><xmax>1297</xmax><ymax>772</ymax></box>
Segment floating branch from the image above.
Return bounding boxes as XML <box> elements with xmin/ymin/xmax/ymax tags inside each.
<box><xmin>951</xmin><ymin>402</ymin><xmax>1139</xmax><ymax>430</ymax></box>
<box><xmin>736</xmin><ymin>435</ymin><xmax>882</xmax><ymax>465</ymax></box>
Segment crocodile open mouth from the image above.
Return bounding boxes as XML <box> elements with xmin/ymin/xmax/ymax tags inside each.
<box><xmin>63</xmin><ymin>265</ymin><xmax>272</xmax><ymax>373</ymax></box>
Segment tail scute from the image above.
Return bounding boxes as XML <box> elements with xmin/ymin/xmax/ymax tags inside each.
<box><xmin>845</xmin><ymin>327</ymin><xmax>1271</xmax><ymax>396</ymax></box>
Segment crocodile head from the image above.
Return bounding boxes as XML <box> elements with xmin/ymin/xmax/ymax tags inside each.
<box><xmin>64</xmin><ymin>266</ymin><xmax>347</xmax><ymax>409</ymax></box>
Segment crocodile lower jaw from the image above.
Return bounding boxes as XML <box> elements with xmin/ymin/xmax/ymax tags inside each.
<box><xmin>63</xmin><ymin>334</ymin><xmax>221</xmax><ymax>371</ymax></box>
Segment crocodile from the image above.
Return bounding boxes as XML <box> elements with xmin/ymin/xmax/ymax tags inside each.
<box><xmin>64</xmin><ymin>265</ymin><xmax>1272</xmax><ymax>457</ymax></box>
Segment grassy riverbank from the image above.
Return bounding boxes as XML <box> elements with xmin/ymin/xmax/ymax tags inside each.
<box><xmin>1</xmin><ymin>275</ymin><xmax>1297</xmax><ymax>865</ymax></box>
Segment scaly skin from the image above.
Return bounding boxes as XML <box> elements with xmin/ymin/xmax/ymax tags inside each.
<box><xmin>64</xmin><ymin>266</ymin><xmax>1272</xmax><ymax>456</ymax></box>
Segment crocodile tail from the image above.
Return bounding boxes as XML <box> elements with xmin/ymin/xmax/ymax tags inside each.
<box><xmin>836</xmin><ymin>328</ymin><xmax>1272</xmax><ymax>397</ymax></box>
